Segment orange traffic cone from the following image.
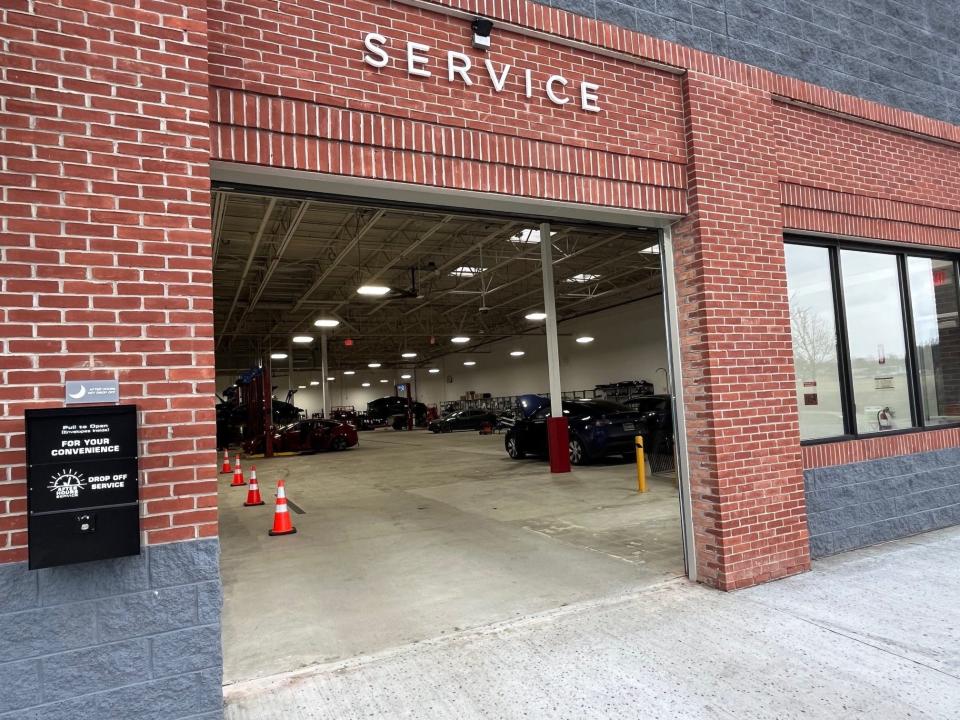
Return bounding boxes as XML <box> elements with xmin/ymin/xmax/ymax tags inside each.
<box><xmin>268</xmin><ymin>480</ymin><xmax>296</xmax><ymax>536</ymax></box>
<box><xmin>231</xmin><ymin>454</ymin><xmax>246</xmax><ymax>487</ymax></box>
<box><xmin>221</xmin><ymin>448</ymin><xmax>230</xmax><ymax>474</ymax></box>
<box><xmin>243</xmin><ymin>466</ymin><xmax>264</xmax><ymax>507</ymax></box>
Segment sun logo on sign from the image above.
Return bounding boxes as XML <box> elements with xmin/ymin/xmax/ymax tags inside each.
<box><xmin>48</xmin><ymin>469</ymin><xmax>86</xmax><ymax>499</ymax></box>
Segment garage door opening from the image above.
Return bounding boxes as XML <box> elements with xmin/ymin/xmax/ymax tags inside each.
<box><xmin>211</xmin><ymin>186</ymin><xmax>687</xmax><ymax>683</ymax></box>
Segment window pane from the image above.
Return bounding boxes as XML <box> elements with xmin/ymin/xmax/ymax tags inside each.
<box><xmin>839</xmin><ymin>250</ymin><xmax>914</xmax><ymax>433</ymax></box>
<box><xmin>785</xmin><ymin>245</ymin><xmax>845</xmax><ymax>439</ymax></box>
<box><xmin>907</xmin><ymin>257</ymin><xmax>960</xmax><ymax>426</ymax></box>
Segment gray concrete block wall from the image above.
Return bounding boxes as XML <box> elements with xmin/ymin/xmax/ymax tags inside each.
<box><xmin>538</xmin><ymin>0</ymin><xmax>960</xmax><ymax>125</ymax></box>
<box><xmin>0</xmin><ymin>539</ymin><xmax>222</xmax><ymax>720</ymax></box>
<box><xmin>805</xmin><ymin>447</ymin><xmax>960</xmax><ymax>558</ymax></box>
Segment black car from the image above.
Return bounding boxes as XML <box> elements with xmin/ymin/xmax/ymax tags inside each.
<box><xmin>625</xmin><ymin>395</ymin><xmax>674</xmax><ymax>472</ymax></box>
<box><xmin>367</xmin><ymin>397</ymin><xmax>428</xmax><ymax>427</ymax></box>
<box><xmin>504</xmin><ymin>398</ymin><xmax>646</xmax><ymax>465</ymax></box>
<box><xmin>428</xmin><ymin>408</ymin><xmax>499</xmax><ymax>433</ymax></box>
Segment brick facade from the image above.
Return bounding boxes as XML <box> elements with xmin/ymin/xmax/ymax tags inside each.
<box><xmin>0</xmin><ymin>1</ymin><xmax>958</xmax><ymax>709</ymax></box>
<box><xmin>0</xmin><ymin>0</ymin><xmax>216</xmax><ymax>562</ymax></box>
<box><xmin>205</xmin><ymin>0</ymin><xmax>959</xmax><ymax>588</ymax></box>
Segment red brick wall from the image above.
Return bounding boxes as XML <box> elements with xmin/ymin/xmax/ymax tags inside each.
<box><xmin>206</xmin><ymin>0</ymin><xmax>688</xmax><ymax>213</ymax></box>
<box><xmin>3</xmin><ymin>0</ymin><xmax>958</xmax><ymax>587</ymax></box>
<box><xmin>210</xmin><ymin>0</ymin><xmax>957</xmax><ymax>587</ymax></box>
<box><xmin>673</xmin><ymin>72</ymin><xmax>810</xmax><ymax>589</ymax></box>
<box><xmin>0</xmin><ymin>0</ymin><xmax>215</xmax><ymax>563</ymax></box>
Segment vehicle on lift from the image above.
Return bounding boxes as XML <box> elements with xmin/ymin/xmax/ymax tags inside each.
<box><xmin>216</xmin><ymin>397</ymin><xmax>302</xmax><ymax>448</ymax></box>
<box><xmin>331</xmin><ymin>408</ymin><xmax>378</xmax><ymax>431</ymax></box>
<box><xmin>428</xmin><ymin>408</ymin><xmax>501</xmax><ymax>433</ymax></box>
<box><xmin>367</xmin><ymin>396</ymin><xmax>429</xmax><ymax>428</ymax></box>
<box><xmin>243</xmin><ymin>418</ymin><xmax>358</xmax><ymax>455</ymax></box>
<box><xmin>503</xmin><ymin>397</ymin><xmax>648</xmax><ymax>465</ymax></box>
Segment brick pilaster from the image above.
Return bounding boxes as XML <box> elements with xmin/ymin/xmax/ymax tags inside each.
<box><xmin>673</xmin><ymin>71</ymin><xmax>811</xmax><ymax>589</ymax></box>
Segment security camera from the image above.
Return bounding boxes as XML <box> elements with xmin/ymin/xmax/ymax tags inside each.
<box><xmin>472</xmin><ymin>17</ymin><xmax>493</xmax><ymax>50</ymax></box>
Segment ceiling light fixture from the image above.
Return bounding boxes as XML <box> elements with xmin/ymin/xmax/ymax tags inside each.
<box><xmin>401</xmin><ymin>374</ymin><xmax>412</xmax><ymax>379</ymax></box>
<box><xmin>463</xmin><ymin>361</ymin><xmax>476</xmax><ymax>366</ymax></box>
<box><xmin>326</xmin><ymin>376</ymin><xmax>335</xmax><ymax>381</ymax></box>
<box><xmin>314</xmin><ymin>318</ymin><xmax>341</xmax><ymax>328</ymax></box>
<box><xmin>298</xmin><ymin>385</ymin><xmax>306</xmax><ymax>389</ymax></box>
<box><xmin>576</xmin><ymin>336</ymin><xmax>594</xmax><ymax>344</ymax></box>
<box><xmin>368</xmin><ymin>362</ymin><xmax>381</xmax><ymax>368</ymax></box>
<box><xmin>343</xmin><ymin>370</ymin><xmax>356</xmax><ymax>376</ymax></box>
<box><xmin>508</xmin><ymin>228</ymin><xmax>556</xmax><ymax>245</ymax></box>
<box><xmin>640</xmin><ymin>245</ymin><xmax>660</xmax><ymax>254</ymax></box>
<box><xmin>510</xmin><ymin>350</ymin><xmax>525</xmax><ymax>357</ymax></box>
<box><xmin>524</xmin><ymin>311</ymin><xmax>547</xmax><ymax>321</ymax></box>
<box><xmin>309</xmin><ymin>380</ymin><xmax>320</xmax><ymax>386</ymax></box>
<box><xmin>379</xmin><ymin>379</ymin><xmax>389</xmax><ymax>383</ymax></box>
<box><xmin>451</xmin><ymin>336</ymin><xmax>470</xmax><ymax>344</ymax></box>
<box><xmin>357</xmin><ymin>285</ymin><xmax>390</xmax><ymax>296</ymax></box>
<box><xmin>361</xmin><ymin>382</ymin><xmax>371</xmax><ymax>387</ymax></box>
<box><xmin>450</xmin><ymin>266</ymin><xmax>486</xmax><ymax>277</ymax></box>
<box><xmin>566</xmin><ymin>273</ymin><xmax>600</xmax><ymax>283</ymax></box>
<box><xmin>292</xmin><ymin>335</ymin><xmax>314</xmax><ymax>343</ymax></box>
<box><xmin>270</xmin><ymin>352</ymin><xmax>288</xmax><ymax>360</ymax></box>
<box><xmin>401</xmin><ymin>352</ymin><xmax>417</xmax><ymax>358</ymax></box>
<box><xmin>428</xmin><ymin>368</ymin><xmax>440</xmax><ymax>374</ymax></box>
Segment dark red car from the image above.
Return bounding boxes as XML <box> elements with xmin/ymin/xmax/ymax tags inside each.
<box><xmin>244</xmin><ymin>419</ymin><xmax>358</xmax><ymax>455</ymax></box>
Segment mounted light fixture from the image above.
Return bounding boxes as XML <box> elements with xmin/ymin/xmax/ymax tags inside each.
<box><xmin>361</xmin><ymin>382</ymin><xmax>371</xmax><ymax>387</ymax></box>
<box><xmin>357</xmin><ymin>285</ymin><xmax>390</xmax><ymax>296</ymax></box>
<box><xmin>471</xmin><ymin>17</ymin><xmax>494</xmax><ymax>50</ymax></box>
<box><xmin>451</xmin><ymin>336</ymin><xmax>470</xmax><ymax>344</ymax></box>
<box><xmin>401</xmin><ymin>374</ymin><xmax>412</xmax><ymax>379</ymax></box>
<box><xmin>292</xmin><ymin>335</ymin><xmax>314</xmax><ymax>343</ymax></box>
<box><xmin>309</xmin><ymin>380</ymin><xmax>320</xmax><ymax>386</ymax></box>
<box><xmin>270</xmin><ymin>352</ymin><xmax>288</xmax><ymax>360</ymax></box>
<box><xmin>326</xmin><ymin>376</ymin><xmax>335</xmax><ymax>381</ymax></box>
<box><xmin>524</xmin><ymin>311</ymin><xmax>547</xmax><ymax>321</ymax></box>
<box><xmin>368</xmin><ymin>362</ymin><xmax>381</xmax><ymax>368</ymax></box>
<box><xmin>314</xmin><ymin>318</ymin><xmax>340</xmax><ymax>328</ymax></box>
<box><xmin>510</xmin><ymin>350</ymin><xmax>525</xmax><ymax>357</ymax></box>
<box><xmin>576</xmin><ymin>336</ymin><xmax>594</xmax><ymax>344</ymax></box>
<box><xmin>379</xmin><ymin>379</ymin><xmax>389</xmax><ymax>383</ymax></box>
<box><xmin>298</xmin><ymin>385</ymin><xmax>306</xmax><ymax>389</ymax></box>
<box><xmin>428</xmin><ymin>368</ymin><xmax>440</xmax><ymax>374</ymax></box>
<box><xmin>401</xmin><ymin>352</ymin><xmax>417</xmax><ymax>359</ymax></box>
<box><xmin>463</xmin><ymin>361</ymin><xmax>477</xmax><ymax>366</ymax></box>
<box><xmin>343</xmin><ymin>370</ymin><xmax>356</xmax><ymax>376</ymax></box>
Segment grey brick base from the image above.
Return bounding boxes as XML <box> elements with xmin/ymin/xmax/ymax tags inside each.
<box><xmin>805</xmin><ymin>447</ymin><xmax>960</xmax><ymax>558</ymax></box>
<box><xmin>0</xmin><ymin>539</ymin><xmax>223</xmax><ymax>719</ymax></box>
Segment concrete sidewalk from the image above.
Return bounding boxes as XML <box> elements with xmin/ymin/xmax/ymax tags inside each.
<box><xmin>224</xmin><ymin>527</ymin><xmax>960</xmax><ymax>719</ymax></box>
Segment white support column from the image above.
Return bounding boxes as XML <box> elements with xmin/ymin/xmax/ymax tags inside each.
<box><xmin>320</xmin><ymin>333</ymin><xmax>329</xmax><ymax>418</ymax></box>
<box><xmin>539</xmin><ymin>222</ymin><xmax>563</xmax><ymax>417</ymax></box>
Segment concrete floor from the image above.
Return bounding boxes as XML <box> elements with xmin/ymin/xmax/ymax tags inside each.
<box><xmin>224</xmin><ymin>526</ymin><xmax>960</xmax><ymax>719</ymax></box>
<box><xmin>219</xmin><ymin>429</ymin><xmax>684</xmax><ymax>683</ymax></box>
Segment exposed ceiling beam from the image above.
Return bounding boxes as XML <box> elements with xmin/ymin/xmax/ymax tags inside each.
<box><xmin>234</xmin><ymin>200</ymin><xmax>311</xmax><ymax>331</ymax></box>
<box><xmin>291</xmin><ymin>209</ymin><xmax>385</xmax><ymax>316</ymax></box>
<box><xmin>216</xmin><ymin>196</ymin><xmax>277</xmax><ymax>350</ymax></box>
<box><xmin>442</xmin><ymin>231</ymin><xmax>625</xmax><ymax>316</ymax></box>
<box><xmin>395</xmin><ymin>221</ymin><xmax>522</xmax><ymax>318</ymax></box>
<box><xmin>211</xmin><ymin>191</ymin><xmax>228</xmax><ymax>264</ymax></box>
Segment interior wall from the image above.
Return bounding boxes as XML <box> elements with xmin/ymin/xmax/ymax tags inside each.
<box><xmin>216</xmin><ymin>295</ymin><xmax>669</xmax><ymax>416</ymax></box>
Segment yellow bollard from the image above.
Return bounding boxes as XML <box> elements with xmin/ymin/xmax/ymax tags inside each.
<box><xmin>635</xmin><ymin>435</ymin><xmax>647</xmax><ymax>493</ymax></box>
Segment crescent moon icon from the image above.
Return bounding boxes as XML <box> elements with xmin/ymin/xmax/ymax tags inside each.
<box><xmin>68</xmin><ymin>385</ymin><xmax>87</xmax><ymax>400</ymax></box>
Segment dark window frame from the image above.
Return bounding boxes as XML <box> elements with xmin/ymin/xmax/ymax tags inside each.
<box><xmin>785</xmin><ymin>235</ymin><xmax>960</xmax><ymax>446</ymax></box>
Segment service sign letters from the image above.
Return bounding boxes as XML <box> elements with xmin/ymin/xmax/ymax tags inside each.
<box><xmin>362</xmin><ymin>32</ymin><xmax>602</xmax><ymax>113</ymax></box>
